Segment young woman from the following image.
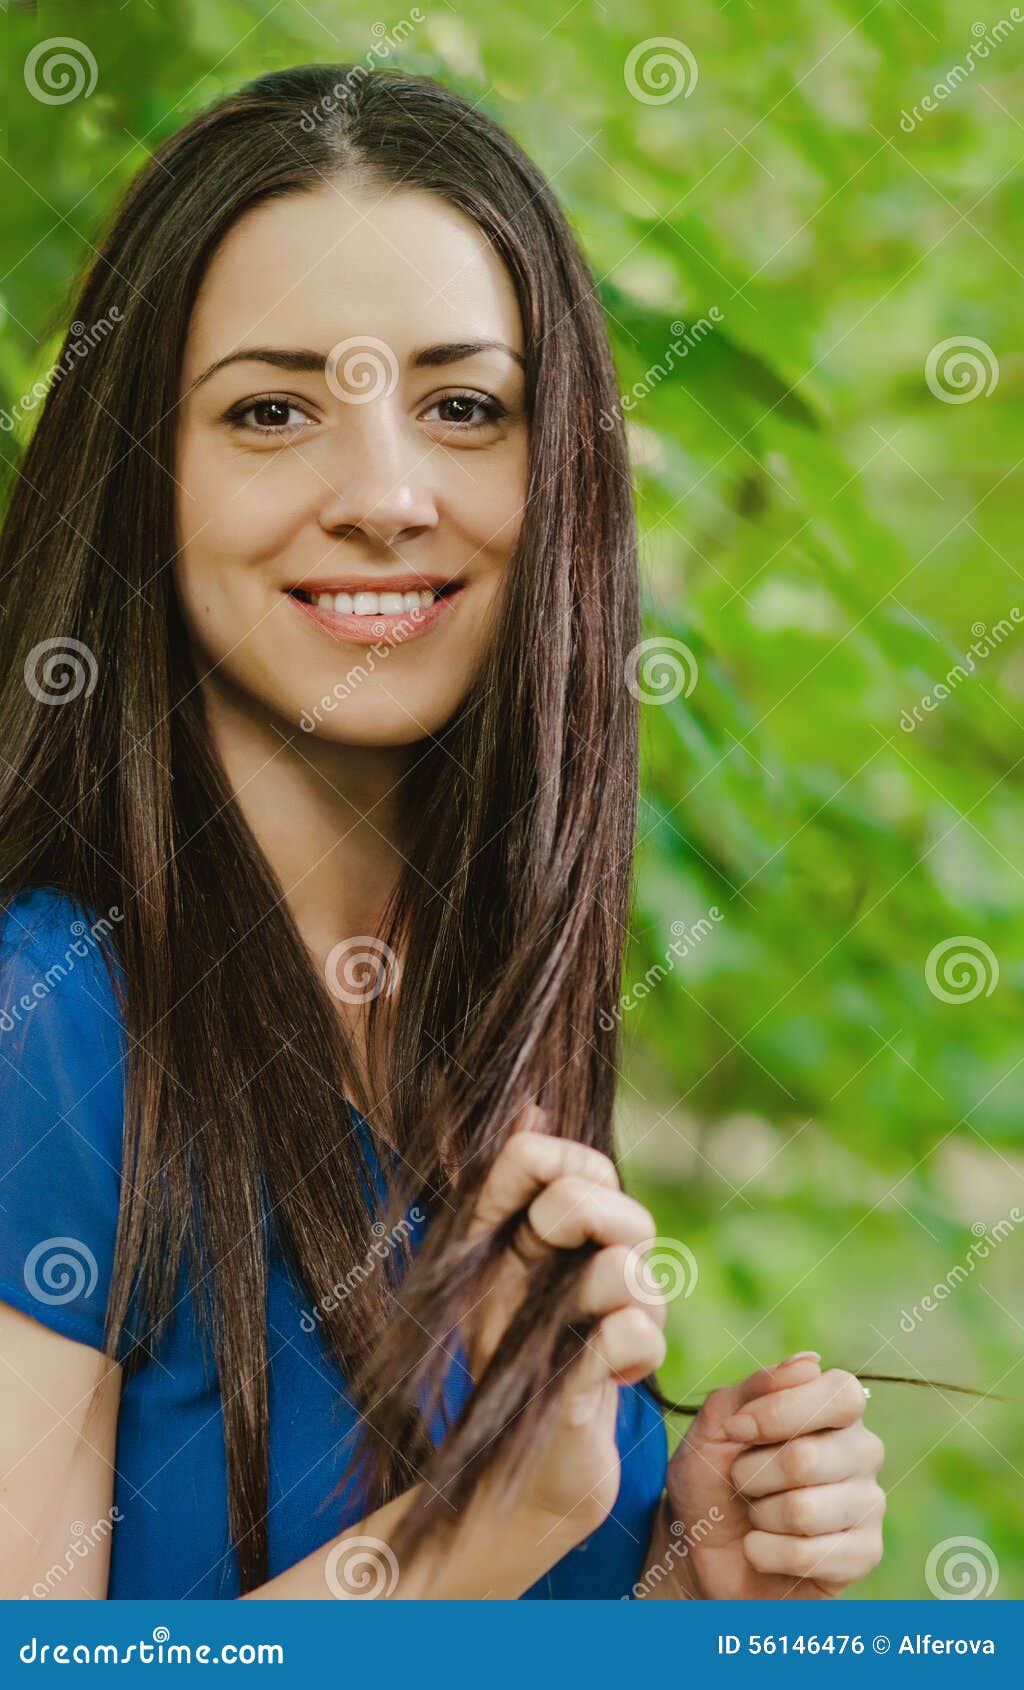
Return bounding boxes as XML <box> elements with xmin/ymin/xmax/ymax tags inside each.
<box><xmin>0</xmin><ymin>63</ymin><xmax>885</xmax><ymax>1600</ymax></box>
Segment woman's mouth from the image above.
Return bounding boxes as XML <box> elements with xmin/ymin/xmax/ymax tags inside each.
<box><xmin>284</xmin><ymin>579</ymin><xmax>465</xmax><ymax>646</ymax></box>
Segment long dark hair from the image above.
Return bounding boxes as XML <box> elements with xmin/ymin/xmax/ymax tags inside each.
<box><xmin>0</xmin><ymin>62</ymin><xmax>987</xmax><ymax>1594</ymax></box>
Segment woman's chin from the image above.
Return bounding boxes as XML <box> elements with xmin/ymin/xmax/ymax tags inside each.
<box><xmin>291</xmin><ymin>700</ymin><xmax>458</xmax><ymax>748</ymax></box>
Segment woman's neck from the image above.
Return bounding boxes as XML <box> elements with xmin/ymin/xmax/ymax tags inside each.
<box><xmin>198</xmin><ymin>672</ymin><xmax>411</xmax><ymax>976</ymax></box>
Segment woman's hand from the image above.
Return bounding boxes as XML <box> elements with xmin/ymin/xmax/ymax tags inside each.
<box><xmin>459</xmin><ymin>1105</ymin><xmax>667</xmax><ymax>1540</ymax></box>
<box><xmin>651</xmin><ymin>1353</ymin><xmax>885</xmax><ymax>1599</ymax></box>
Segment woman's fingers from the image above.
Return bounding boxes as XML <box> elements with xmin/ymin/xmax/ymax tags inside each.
<box><xmin>743</xmin><ymin>1521</ymin><xmax>885</xmax><ymax>1584</ymax></box>
<box><xmin>694</xmin><ymin>1353</ymin><xmax>822</xmax><ymax>1440</ymax></box>
<box><xmin>526</xmin><ymin>1177</ymin><xmax>654</xmax><ymax>1252</ymax></box>
<box><xmin>732</xmin><ymin>1422</ymin><xmax>885</xmax><ymax>1498</ymax></box>
<box><xmin>564</xmin><ymin>1304</ymin><xmax>668</xmax><ymax>1421</ymax></box>
<box><xmin>466</xmin><ymin>1121</ymin><xmax>621</xmax><ymax>1242</ymax></box>
<box><xmin>747</xmin><ymin>1476</ymin><xmax>886</xmax><ymax>1537</ymax></box>
<box><xmin>721</xmin><ymin>1368</ymin><xmax>868</xmax><ymax>1445</ymax></box>
<box><xmin>575</xmin><ymin>1243</ymin><xmax>668</xmax><ymax>1328</ymax></box>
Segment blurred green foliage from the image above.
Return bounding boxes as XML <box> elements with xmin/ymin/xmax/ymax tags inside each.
<box><xmin>2</xmin><ymin>0</ymin><xmax>1021</xmax><ymax>1598</ymax></box>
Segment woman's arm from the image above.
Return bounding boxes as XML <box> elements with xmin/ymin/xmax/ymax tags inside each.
<box><xmin>633</xmin><ymin>1492</ymin><xmax>700</xmax><ymax>1599</ymax></box>
<box><xmin>0</xmin><ymin>1303</ymin><xmax>122</xmax><ymax>1600</ymax></box>
<box><xmin>244</xmin><ymin>1479</ymin><xmax>587</xmax><ymax>1600</ymax></box>
<box><xmin>0</xmin><ymin>1301</ymin><xmax>601</xmax><ymax>1601</ymax></box>
<box><xmin>256</xmin><ymin>1134</ymin><xmax>675</xmax><ymax>1599</ymax></box>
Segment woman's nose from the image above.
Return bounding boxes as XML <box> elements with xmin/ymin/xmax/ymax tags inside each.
<box><xmin>315</xmin><ymin>404</ymin><xmax>439</xmax><ymax>549</ymax></box>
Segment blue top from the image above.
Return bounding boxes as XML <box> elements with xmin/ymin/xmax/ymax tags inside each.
<box><xmin>0</xmin><ymin>886</ymin><xmax>666</xmax><ymax>1600</ymax></box>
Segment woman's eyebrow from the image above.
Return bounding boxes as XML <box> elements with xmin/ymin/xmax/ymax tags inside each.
<box><xmin>413</xmin><ymin>340</ymin><xmax>525</xmax><ymax>371</ymax></box>
<box><xmin>191</xmin><ymin>339</ymin><xmax>525</xmax><ymax>390</ymax></box>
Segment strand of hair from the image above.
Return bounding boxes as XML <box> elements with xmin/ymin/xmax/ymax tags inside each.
<box><xmin>650</xmin><ymin>1370</ymin><xmax>1005</xmax><ymax>1416</ymax></box>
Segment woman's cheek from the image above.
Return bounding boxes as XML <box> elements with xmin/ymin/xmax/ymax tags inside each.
<box><xmin>453</xmin><ymin>445</ymin><xmax>528</xmax><ymax>554</ymax></box>
<box><xmin>177</xmin><ymin>423</ymin><xmax>311</xmax><ymax>547</ymax></box>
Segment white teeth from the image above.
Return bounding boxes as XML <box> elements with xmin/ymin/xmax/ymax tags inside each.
<box><xmin>309</xmin><ymin>587</ymin><xmax>441</xmax><ymax>614</ymax></box>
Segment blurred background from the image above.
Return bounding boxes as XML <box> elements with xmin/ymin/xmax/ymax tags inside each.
<box><xmin>1</xmin><ymin>0</ymin><xmax>1021</xmax><ymax>1599</ymax></box>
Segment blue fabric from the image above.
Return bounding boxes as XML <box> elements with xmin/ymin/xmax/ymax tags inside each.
<box><xmin>0</xmin><ymin>886</ymin><xmax>667</xmax><ymax>1600</ymax></box>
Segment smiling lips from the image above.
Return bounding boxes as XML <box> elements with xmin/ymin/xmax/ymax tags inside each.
<box><xmin>285</xmin><ymin>575</ymin><xmax>465</xmax><ymax>646</ymax></box>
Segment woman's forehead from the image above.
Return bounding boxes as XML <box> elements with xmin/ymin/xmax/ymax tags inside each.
<box><xmin>184</xmin><ymin>180</ymin><xmax>524</xmax><ymax>377</ymax></box>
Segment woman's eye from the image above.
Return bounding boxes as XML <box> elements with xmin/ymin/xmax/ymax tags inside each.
<box><xmin>225</xmin><ymin>398</ymin><xmax>316</xmax><ymax>435</ymax></box>
<box><xmin>422</xmin><ymin>392</ymin><xmax>506</xmax><ymax>430</ymax></box>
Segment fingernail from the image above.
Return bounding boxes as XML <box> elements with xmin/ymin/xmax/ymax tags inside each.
<box><xmin>722</xmin><ymin>1412</ymin><xmax>758</xmax><ymax>1442</ymax></box>
<box><xmin>515</xmin><ymin>1102</ymin><xmax>547</xmax><ymax>1133</ymax></box>
<box><xmin>778</xmin><ymin>1350</ymin><xmax>820</xmax><ymax>1365</ymax></box>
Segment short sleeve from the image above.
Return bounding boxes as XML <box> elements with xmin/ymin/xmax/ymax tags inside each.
<box><xmin>0</xmin><ymin>888</ymin><xmax>127</xmax><ymax>1353</ymax></box>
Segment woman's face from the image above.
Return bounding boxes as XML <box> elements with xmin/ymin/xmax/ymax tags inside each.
<box><xmin>174</xmin><ymin>179</ymin><xmax>529</xmax><ymax>744</ymax></box>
